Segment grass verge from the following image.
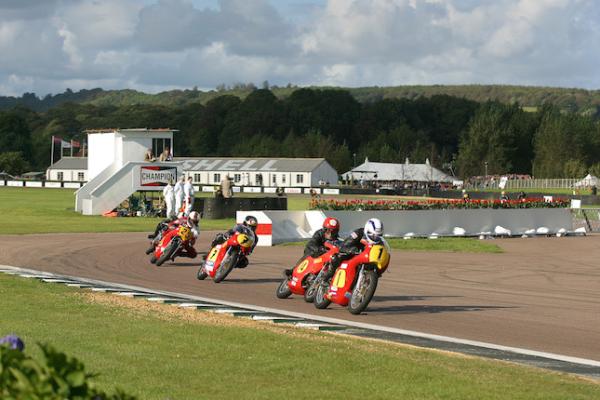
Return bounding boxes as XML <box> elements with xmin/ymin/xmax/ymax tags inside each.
<box><xmin>281</xmin><ymin>237</ymin><xmax>503</xmax><ymax>253</ymax></box>
<box><xmin>0</xmin><ymin>187</ymin><xmax>232</xmax><ymax>234</ymax></box>
<box><xmin>0</xmin><ymin>274</ymin><xmax>597</xmax><ymax>399</ymax></box>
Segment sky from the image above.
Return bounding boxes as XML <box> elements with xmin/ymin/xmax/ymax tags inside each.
<box><xmin>0</xmin><ymin>0</ymin><xmax>599</xmax><ymax>97</ymax></box>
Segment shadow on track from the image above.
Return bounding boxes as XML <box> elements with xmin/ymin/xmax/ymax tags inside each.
<box><xmin>365</xmin><ymin>304</ymin><xmax>516</xmax><ymax>315</ymax></box>
<box><xmin>372</xmin><ymin>295</ymin><xmax>462</xmax><ymax>302</ymax></box>
<box><xmin>222</xmin><ymin>278</ymin><xmax>282</xmax><ymax>284</ymax></box>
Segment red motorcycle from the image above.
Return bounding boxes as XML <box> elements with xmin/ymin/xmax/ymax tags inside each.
<box><xmin>313</xmin><ymin>240</ymin><xmax>391</xmax><ymax>315</ymax></box>
<box><xmin>275</xmin><ymin>240</ymin><xmax>341</xmax><ymax>302</ymax></box>
<box><xmin>150</xmin><ymin>224</ymin><xmax>194</xmax><ymax>266</ymax></box>
<box><xmin>196</xmin><ymin>230</ymin><xmax>255</xmax><ymax>283</ymax></box>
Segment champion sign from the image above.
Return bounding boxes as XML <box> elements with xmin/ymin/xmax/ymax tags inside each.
<box><xmin>140</xmin><ymin>166</ymin><xmax>177</xmax><ymax>186</ymax></box>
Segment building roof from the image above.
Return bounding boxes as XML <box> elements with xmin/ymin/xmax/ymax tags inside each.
<box><xmin>342</xmin><ymin>158</ymin><xmax>455</xmax><ymax>183</ymax></box>
<box><xmin>84</xmin><ymin>128</ymin><xmax>178</xmax><ymax>134</ymax></box>
<box><xmin>175</xmin><ymin>157</ymin><xmax>333</xmax><ymax>173</ymax></box>
<box><xmin>47</xmin><ymin>157</ymin><xmax>88</xmax><ymax>170</ymax></box>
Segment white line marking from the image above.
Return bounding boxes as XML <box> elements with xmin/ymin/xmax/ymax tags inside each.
<box><xmin>2</xmin><ymin>264</ymin><xmax>599</xmax><ymax>368</ymax></box>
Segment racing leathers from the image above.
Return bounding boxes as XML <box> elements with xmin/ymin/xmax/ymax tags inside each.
<box><xmin>324</xmin><ymin>228</ymin><xmax>368</xmax><ymax>279</ymax></box>
<box><xmin>178</xmin><ymin>221</ymin><xmax>199</xmax><ymax>259</ymax></box>
<box><xmin>303</xmin><ymin>228</ymin><xmax>339</xmax><ymax>258</ymax></box>
<box><xmin>146</xmin><ymin>215</ymin><xmax>188</xmax><ymax>254</ymax></box>
<box><xmin>210</xmin><ymin>224</ymin><xmax>257</xmax><ymax>268</ymax></box>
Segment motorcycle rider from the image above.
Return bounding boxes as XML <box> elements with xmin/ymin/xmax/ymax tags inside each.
<box><xmin>209</xmin><ymin>215</ymin><xmax>258</xmax><ymax>268</ymax></box>
<box><xmin>323</xmin><ymin>218</ymin><xmax>384</xmax><ymax>279</ymax></box>
<box><xmin>146</xmin><ymin>211</ymin><xmax>188</xmax><ymax>254</ymax></box>
<box><xmin>284</xmin><ymin>217</ymin><xmax>341</xmax><ymax>276</ymax></box>
<box><xmin>177</xmin><ymin>211</ymin><xmax>200</xmax><ymax>259</ymax></box>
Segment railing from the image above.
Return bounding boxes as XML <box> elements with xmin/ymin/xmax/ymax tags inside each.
<box><xmin>467</xmin><ymin>178</ymin><xmax>581</xmax><ymax>190</ymax></box>
<box><xmin>571</xmin><ymin>208</ymin><xmax>600</xmax><ymax>233</ymax></box>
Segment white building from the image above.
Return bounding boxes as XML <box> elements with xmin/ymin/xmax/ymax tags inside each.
<box><xmin>179</xmin><ymin>157</ymin><xmax>338</xmax><ymax>187</ymax></box>
<box><xmin>46</xmin><ymin>157</ymin><xmax>88</xmax><ymax>182</ymax></box>
<box><xmin>342</xmin><ymin>158</ymin><xmax>455</xmax><ymax>183</ymax></box>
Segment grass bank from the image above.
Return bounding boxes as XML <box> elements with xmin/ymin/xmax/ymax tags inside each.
<box><xmin>282</xmin><ymin>237</ymin><xmax>502</xmax><ymax>253</ymax></box>
<box><xmin>0</xmin><ymin>187</ymin><xmax>233</xmax><ymax>234</ymax></box>
<box><xmin>1</xmin><ymin>274</ymin><xmax>596</xmax><ymax>399</ymax></box>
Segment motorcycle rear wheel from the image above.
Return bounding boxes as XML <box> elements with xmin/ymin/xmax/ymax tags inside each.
<box><xmin>314</xmin><ymin>281</ymin><xmax>331</xmax><ymax>309</ymax></box>
<box><xmin>214</xmin><ymin>249</ymin><xmax>238</xmax><ymax>283</ymax></box>
<box><xmin>275</xmin><ymin>278</ymin><xmax>292</xmax><ymax>299</ymax></box>
<box><xmin>348</xmin><ymin>269</ymin><xmax>378</xmax><ymax>315</ymax></box>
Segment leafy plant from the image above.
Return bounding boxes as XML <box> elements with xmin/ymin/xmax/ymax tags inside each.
<box><xmin>0</xmin><ymin>341</ymin><xmax>136</xmax><ymax>400</ymax></box>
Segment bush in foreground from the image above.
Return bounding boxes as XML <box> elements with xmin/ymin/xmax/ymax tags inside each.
<box><xmin>0</xmin><ymin>337</ymin><xmax>135</xmax><ymax>400</ymax></box>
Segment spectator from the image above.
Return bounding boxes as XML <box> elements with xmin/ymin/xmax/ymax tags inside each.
<box><xmin>162</xmin><ymin>179</ymin><xmax>175</xmax><ymax>218</ymax></box>
<box><xmin>221</xmin><ymin>175</ymin><xmax>233</xmax><ymax>198</ymax></box>
<box><xmin>500</xmin><ymin>191</ymin><xmax>509</xmax><ymax>203</ymax></box>
<box><xmin>183</xmin><ymin>176</ymin><xmax>195</xmax><ymax>215</ymax></box>
<box><xmin>592</xmin><ymin>186</ymin><xmax>598</xmax><ymax>196</ymax></box>
<box><xmin>159</xmin><ymin>146</ymin><xmax>172</xmax><ymax>162</ymax></box>
<box><xmin>517</xmin><ymin>191</ymin><xmax>527</xmax><ymax>201</ymax></box>
<box><xmin>174</xmin><ymin>175</ymin><xmax>185</xmax><ymax>214</ymax></box>
<box><xmin>462</xmin><ymin>189</ymin><xmax>470</xmax><ymax>202</ymax></box>
<box><xmin>276</xmin><ymin>187</ymin><xmax>285</xmax><ymax>197</ymax></box>
<box><xmin>144</xmin><ymin>148</ymin><xmax>156</xmax><ymax>162</ymax></box>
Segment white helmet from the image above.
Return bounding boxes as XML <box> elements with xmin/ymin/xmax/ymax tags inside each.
<box><xmin>364</xmin><ymin>218</ymin><xmax>383</xmax><ymax>243</ymax></box>
<box><xmin>188</xmin><ymin>211</ymin><xmax>200</xmax><ymax>225</ymax></box>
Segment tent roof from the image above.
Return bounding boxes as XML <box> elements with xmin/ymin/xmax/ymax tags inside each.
<box><xmin>342</xmin><ymin>158</ymin><xmax>455</xmax><ymax>183</ymax></box>
<box><xmin>574</xmin><ymin>174</ymin><xmax>599</xmax><ymax>187</ymax></box>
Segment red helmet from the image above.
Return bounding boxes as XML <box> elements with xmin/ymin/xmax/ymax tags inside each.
<box><xmin>323</xmin><ymin>217</ymin><xmax>340</xmax><ymax>233</ymax></box>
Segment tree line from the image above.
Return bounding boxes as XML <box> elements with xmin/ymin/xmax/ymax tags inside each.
<box><xmin>1</xmin><ymin>88</ymin><xmax>599</xmax><ymax>178</ymax></box>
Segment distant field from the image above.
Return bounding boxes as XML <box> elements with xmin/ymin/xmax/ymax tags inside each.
<box><xmin>282</xmin><ymin>237</ymin><xmax>502</xmax><ymax>253</ymax></box>
<box><xmin>1</xmin><ymin>273</ymin><xmax>597</xmax><ymax>400</ymax></box>
<box><xmin>0</xmin><ymin>187</ymin><xmax>233</xmax><ymax>234</ymax></box>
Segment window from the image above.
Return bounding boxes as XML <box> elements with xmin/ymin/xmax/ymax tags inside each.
<box><xmin>234</xmin><ymin>174</ymin><xmax>241</xmax><ymax>183</ymax></box>
<box><xmin>78</xmin><ymin>172</ymin><xmax>85</xmax><ymax>181</ymax></box>
<box><xmin>272</xmin><ymin>174</ymin><xmax>277</xmax><ymax>185</ymax></box>
<box><xmin>296</xmin><ymin>174</ymin><xmax>304</xmax><ymax>184</ymax></box>
<box><xmin>282</xmin><ymin>174</ymin><xmax>286</xmax><ymax>184</ymax></box>
<box><xmin>152</xmin><ymin>138</ymin><xmax>172</xmax><ymax>158</ymax></box>
<box><xmin>57</xmin><ymin>172</ymin><xmax>63</xmax><ymax>181</ymax></box>
<box><xmin>214</xmin><ymin>173</ymin><xmax>221</xmax><ymax>183</ymax></box>
<box><xmin>194</xmin><ymin>173</ymin><xmax>201</xmax><ymax>183</ymax></box>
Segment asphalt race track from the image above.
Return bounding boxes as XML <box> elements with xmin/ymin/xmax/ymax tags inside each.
<box><xmin>1</xmin><ymin>232</ymin><xmax>599</xmax><ymax>362</ymax></box>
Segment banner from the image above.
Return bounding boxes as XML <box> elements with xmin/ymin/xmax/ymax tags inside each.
<box><xmin>139</xmin><ymin>166</ymin><xmax>177</xmax><ymax>187</ymax></box>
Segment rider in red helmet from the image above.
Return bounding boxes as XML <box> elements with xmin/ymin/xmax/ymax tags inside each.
<box><xmin>284</xmin><ymin>217</ymin><xmax>341</xmax><ymax>276</ymax></box>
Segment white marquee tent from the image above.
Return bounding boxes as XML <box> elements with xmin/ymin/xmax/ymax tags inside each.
<box><xmin>342</xmin><ymin>158</ymin><xmax>455</xmax><ymax>183</ymax></box>
<box><xmin>574</xmin><ymin>174</ymin><xmax>599</xmax><ymax>187</ymax></box>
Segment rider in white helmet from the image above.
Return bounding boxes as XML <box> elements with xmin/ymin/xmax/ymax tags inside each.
<box><xmin>177</xmin><ymin>210</ymin><xmax>200</xmax><ymax>259</ymax></box>
<box><xmin>325</xmin><ymin>218</ymin><xmax>384</xmax><ymax>278</ymax></box>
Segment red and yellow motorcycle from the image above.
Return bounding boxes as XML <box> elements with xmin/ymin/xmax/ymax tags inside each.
<box><xmin>275</xmin><ymin>240</ymin><xmax>341</xmax><ymax>302</ymax></box>
<box><xmin>151</xmin><ymin>224</ymin><xmax>194</xmax><ymax>266</ymax></box>
<box><xmin>196</xmin><ymin>230</ymin><xmax>255</xmax><ymax>283</ymax></box>
<box><xmin>313</xmin><ymin>240</ymin><xmax>390</xmax><ymax>314</ymax></box>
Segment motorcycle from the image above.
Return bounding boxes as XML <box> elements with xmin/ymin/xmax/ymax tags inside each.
<box><xmin>196</xmin><ymin>230</ymin><xmax>255</xmax><ymax>283</ymax></box>
<box><xmin>151</xmin><ymin>224</ymin><xmax>194</xmax><ymax>266</ymax></box>
<box><xmin>275</xmin><ymin>240</ymin><xmax>341</xmax><ymax>302</ymax></box>
<box><xmin>313</xmin><ymin>240</ymin><xmax>390</xmax><ymax>315</ymax></box>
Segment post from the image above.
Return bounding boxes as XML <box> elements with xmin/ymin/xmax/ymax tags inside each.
<box><xmin>50</xmin><ymin>136</ymin><xmax>54</xmax><ymax>166</ymax></box>
<box><xmin>484</xmin><ymin>161</ymin><xmax>488</xmax><ymax>178</ymax></box>
<box><xmin>353</xmin><ymin>153</ymin><xmax>357</xmax><ymax>168</ymax></box>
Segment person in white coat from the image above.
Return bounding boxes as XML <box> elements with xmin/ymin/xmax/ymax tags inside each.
<box><xmin>162</xmin><ymin>180</ymin><xmax>175</xmax><ymax>218</ymax></box>
<box><xmin>183</xmin><ymin>176</ymin><xmax>195</xmax><ymax>216</ymax></box>
<box><xmin>174</xmin><ymin>175</ymin><xmax>185</xmax><ymax>215</ymax></box>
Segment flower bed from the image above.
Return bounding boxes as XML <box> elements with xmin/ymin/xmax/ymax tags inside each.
<box><xmin>309</xmin><ymin>198</ymin><xmax>569</xmax><ymax>211</ymax></box>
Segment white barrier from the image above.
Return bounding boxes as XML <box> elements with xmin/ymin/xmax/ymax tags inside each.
<box><xmin>7</xmin><ymin>181</ymin><xmax>23</xmax><ymax>187</ymax></box>
<box><xmin>25</xmin><ymin>181</ymin><xmax>43</xmax><ymax>187</ymax></box>
<box><xmin>63</xmin><ymin>182</ymin><xmax>81</xmax><ymax>189</ymax></box>
<box><xmin>202</xmin><ymin>186</ymin><xmax>215</xmax><ymax>192</ymax></box>
<box><xmin>45</xmin><ymin>182</ymin><xmax>62</xmax><ymax>188</ymax></box>
<box><xmin>0</xmin><ymin>181</ymin><xmax>4</xmax><ymax>186</ymax></box>
<box><xmin>323</xmin><ymin>188</ymin><xmax>339</xmax><ymax>195</ymax></box>
<box><xmin>243</xmin><ymin>187</ymin><xmax>262</xmax><ymax>193</ymax></box>
<box><xmin>238</xmin><ymin>209</ymin><xmax>574</xmax><ymax>246</ymax></box>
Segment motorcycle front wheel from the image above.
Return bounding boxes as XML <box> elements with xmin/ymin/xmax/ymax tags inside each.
<box><xmin>275</xmin><ymin>278</ymin><xmax>292</xmax><ymax>299</ymax></box>
<box><xmin>156</xmin><ymin>238</ymin><xmax>180</xmax><ymax>266</ymax></box>
<box><xmin>348</xmin><ymin>269</ymin><xmax>378</xmax><ymax>315</ymax></box>
<box><xmin>196</xmin><ymin>263</ymin><xmax>208</xmax><ymax>280</ymax></box>
<box><xmin>214</xmin><ymin>248</ymin><xmax>238</xmax><ymax>283</ymax></box>
<box><xmin>314</xmin><ymin>281</ymin><xmax>331</xmax><ymax>309</ymax></box>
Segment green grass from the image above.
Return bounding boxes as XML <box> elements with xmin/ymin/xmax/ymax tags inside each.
<box><xmin>281</xmin><ymin>237</ymin><xmax>502</xmax><ymax>253</ymax></box>
<box><xmin>1</xmin><ymin>274</ymin><xmax>597</xmax><ymax>399</ymax></box>
<box><xmin>0</xmin><ymin>187</ymin><xmax>233</xmax><ymax>234</ymax></box>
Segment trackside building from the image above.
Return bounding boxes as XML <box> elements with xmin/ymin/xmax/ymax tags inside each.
<box><xmin>178</xmin><ymin>157</ymin><xmax>338</xmax><ymax>187</ymax></box>
<box><xmin>46</xmin><ymin>157</ymin><xmax>88</xmax><ymax>182</ymax></box>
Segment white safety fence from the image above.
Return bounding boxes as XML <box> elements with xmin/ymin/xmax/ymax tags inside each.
<box><xmin>238</xmin><ymin>209</ymin><xmax>577</xmax><ymax>246</ymax></box>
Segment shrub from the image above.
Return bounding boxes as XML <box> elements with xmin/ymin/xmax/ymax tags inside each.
<box><xmin>0</xmin><ymin>341</ymin><xmax>136</xmax><ymax>400</ymax></box>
